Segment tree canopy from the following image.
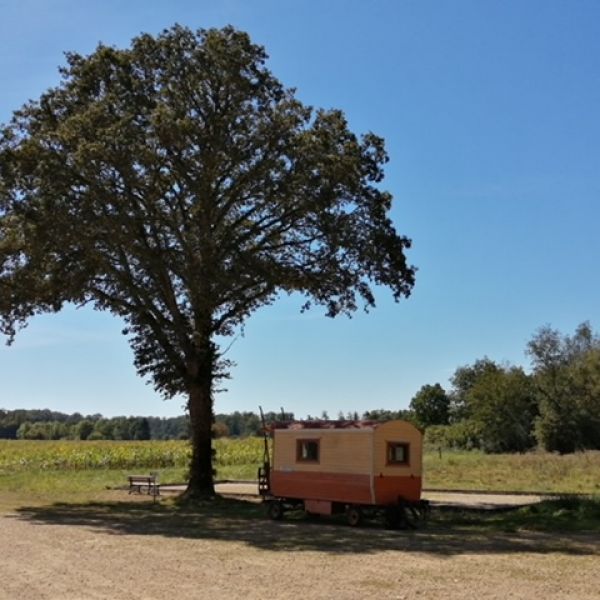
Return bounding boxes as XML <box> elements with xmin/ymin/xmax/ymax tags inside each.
<box><xmin>420</xmin><ymin>323</ymin><xmax>600</xmax><ymax>454</ymax></box>
<box><xmin>527</xmin><ymin>322</ymin><xmax>600</xmax><ymax>452</ymax></box>
<box><xmin>409</xmin><ymin>383</ymin><xmax>450</xmax><ymax>429</ymax></box>
<box><xmin>0</xmin><ymin>26</ymin><xmax>415</xmax><ymax>496</ymax></box>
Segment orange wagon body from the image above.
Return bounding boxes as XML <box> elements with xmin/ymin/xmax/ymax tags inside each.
<box><xmin>268</xmin><ymin>420</ymin><xmax>423</xmax><ymax>507</ymax></box>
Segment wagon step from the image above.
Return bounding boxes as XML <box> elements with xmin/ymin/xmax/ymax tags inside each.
<box><xmin>257</xmin><ymin>466</ymin><xmax>270</xmax><ymax>495</ymax></box>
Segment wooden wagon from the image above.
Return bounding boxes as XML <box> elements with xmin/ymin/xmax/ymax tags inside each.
<box><xmin>259</xmin><ymin>419</ymin><xmax>429</xmax><ymax>527</ymax></box>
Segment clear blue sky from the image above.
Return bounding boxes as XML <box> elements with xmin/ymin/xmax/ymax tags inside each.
<box><xmin>1</xmin><ymin>0</ymin><xmax>599</xmax><ymax>419</ymax></box>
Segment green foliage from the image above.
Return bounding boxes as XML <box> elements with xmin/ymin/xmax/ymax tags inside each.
<box><xmin>362</xmin><ymin>408</ymin><xmax>412</xmax><ymax>422</ymax></box>
<box><xmin>2</xmin><ymin>410</ymin><xmax>177</xmax><ymax>441</ymax></box>
<box><xmin>422</xmin><ymin>324</ymin><xmax>600</xmax><ymax>454</ymax></box>
<box><xmin>215</xmin><ymin>411</ymin><xmax>261</xmax><ymax>437</ymax></box>
<box><xmin>466</xmin><ymin>366</ymin><xmax>537</xmax><ymax>453</ymax></box>
<box><xmin>433</xmin><ymin>360</ymin><xmax>537</xmax><ymax>452</ymax></box>
<box><xmin>0</xmin><ymin>25</ymin><xmax>414</xmax><ymax>494</ymax></box>
<box><xmin>449</xmin><ymin>357</ymin><xmax>500</xmax><ymax>422</ymax></box>
<box><xmin>528</xmin><ymin>323</ymin><xmax>600</xmax><ymax>452</ymax></box>
<box><xmin>0</xmin><ymin>409</ymin><xmax>280</xmax><ymax>441</ymax></box>
<box><xmin>409</xmin><ymin>383</ymin><xmax>450</xmax><ymax>428</ymax></box>
<box><xmin>424</xmin><ymin>421</ymin><xmax>482</xmax><ymax>450</ymax></box>
<box><xmin>0</xmin><ymin>408</ymin><xmax>85</xmax><ymax>439</ymax></box>
<box><xmin>76</xmin><ymin>419</ymin><xmax>95</xmax><ymax>440</ymax></box>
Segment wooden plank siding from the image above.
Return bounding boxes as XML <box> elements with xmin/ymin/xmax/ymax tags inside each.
<box><xmin>273</xmin><ymin>429</ymin><xmax>372</xmax><ymax>474</ymax></box>
<box><xmin>270</xmin><ymin>421</ymin><xmax>424</xmax><ymax>505</ymax></box>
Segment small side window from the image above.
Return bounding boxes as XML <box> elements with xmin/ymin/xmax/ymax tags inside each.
<box><xmin>387</xmin><ymin>442</ymin><xmax>410</xmax><ymax>466</ymax></box>
<box><xmin>296</xmin><ymin>439</ymin><xmax>320</xmax><ymax>462</ymax></box>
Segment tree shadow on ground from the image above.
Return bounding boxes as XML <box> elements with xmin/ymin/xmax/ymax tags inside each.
<box><xmin>12</xmin><ymin>495</ymin><xmax>599</xmax><ymax>557</ymax></box>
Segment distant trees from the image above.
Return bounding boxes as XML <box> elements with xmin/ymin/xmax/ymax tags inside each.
<box><xmin>464</xmin><ymin>366</ymin><xmax>537</xmax><ymax>453</ymax></box>
<box><xmin>0</xmin><ymin>409</ymin><xmax>289</xmax><ymax>440</ymax></box>
<box><xmin>148</xmin><ymin>416</ymin><xmax>190</xmax><ymax>440</ymax></box>
<box><xmin>448</xmin><ymin>358</ymin><xmax>500</xmax><ymax>423</ymax></box>
<box><xmin>527</xmin><ymin>322</ymin><xmax>600</xmax><ymax>452</ymax></box>
<box><xmin>421</xmin><ymin>322</ymin><xmax>600</xmax><ymax>454</ymax></box>
<box><xmin>76</xmin><ymin>420</ymin><xmax>95</xmax><ymax>440</ymax></box>
<box><xmin>362</xmin><ymin>408</ymin><xmax>410</xmax><ymax>422</ymax></box>
<box><xmin>5</xmin><ymin>411</ymin><xmax>157</xmax><ymax>441</ymax></box>
<box><xmin>409</xmin><ymin>383</ymin><xmax>450</xmax><ymax>428</ymax></box>
<box><xmin>216</xmin><ymin>412</ymin><xmax>261</xmax><ymax>437</ymax></box>
<box><xmin>0</xmin><ymin>408</ymin><xmax>75</xmax><ymax>438</ymax></box>
<box><xmin>419</xmin><ymin>361</ymin><xmax>536</xmax><ymax>453</ymax></box>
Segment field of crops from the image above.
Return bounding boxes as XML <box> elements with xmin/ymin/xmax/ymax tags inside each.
<box><xmin>1</xmin><ymin>439</ymin><xmax>599</xmax><ymax>494</ymax></box>
<box><xmin>0</xmin><ymin>438</ymin><xmax>264</xmax><ymax>473</ymax></box>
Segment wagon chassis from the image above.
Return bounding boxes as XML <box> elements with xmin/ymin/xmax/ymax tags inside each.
<box><xmin>260</xmin><ymin>464</ymin><xmax>430</xmax><ymax>529</ymax></box>
<box><xmin>263</xmin><ymin>495</ymin><xmax>429</xmax><ymax>528</ymax></box>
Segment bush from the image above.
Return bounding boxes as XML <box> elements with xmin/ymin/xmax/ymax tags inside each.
<box><xmin>425</xmin><ymin>421</ymin><xmax>482</xmax><ymax>450</ymax></box>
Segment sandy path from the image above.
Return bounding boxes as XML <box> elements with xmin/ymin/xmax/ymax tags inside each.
<box><xmin>168</xmin><ymin>483</ymin><xmax>546</xmax><ymax>509</ymax></box>
<box><xmin>1</xmin><ymin>511</ymin><xmax>598</xmax><ymax>600</ymax></box>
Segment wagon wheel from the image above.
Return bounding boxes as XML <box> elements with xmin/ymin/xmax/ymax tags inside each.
<box><xmin>267</xmin><ymin>500</ymin><xmax>284</xmax><ymax>521</ymax></box>
<box><xmin>346</xmin><ymin>506</ymin><xmax>362</xmax><ymax>527</ymax></box>
<box><xmin>383</xmin><ymin>506</ymin><xmax>401</xmax><ymax>529</ymax></box>
<box><xmin>403</xmin><ymin>500</ymin><xmax>430</xmax><ymax>528</ymax></box>
<box><xmin>419</xmin><ymin>500</ymin><xmax>431</xmax><ymax>522</ymax></box>
<box><xmin>397</xmin><ymin>504</ymin><xmax>419</xmax><ymax>529</ymax></box>
<box><xmin>411</xmin><ymin>500</ymin><xmax>430</xmax><ymax>525</ymax></box>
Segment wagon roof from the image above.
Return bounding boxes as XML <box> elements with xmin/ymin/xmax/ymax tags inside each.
<box><xmin>269</xmin><ymin>419</ymin><xmax>389</xmax><ymax>431</ymax></box>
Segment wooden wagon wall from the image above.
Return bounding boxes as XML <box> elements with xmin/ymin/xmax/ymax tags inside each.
<box><xmin>270</xmin><ymin>422</ymin><xmax>423</xmax><ymax>505</ymax></box>
<box><xmin>273</xmin><ymin>429</ymin><xmax>372</xmax><ymax>473</ymax></box>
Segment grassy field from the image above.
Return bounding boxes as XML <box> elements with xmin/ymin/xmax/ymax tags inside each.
<box><xmin>2</xmin><ymin>438</ymin><xmax>600</xmax><ymax>492</ymax></box>
<box><xmin>424</xmin><ymin>448</ymin><xmax>600</xmax><ymax>494</ymax></box>
<box><xmin>0</xmin><ymin>438</ymin><xmax>599</xmax><ymax>531</ymax></box>
<box><xmin>1</xmin><ymin>439</ymin><xmax>599</xmax><ymax>508</ymax></box>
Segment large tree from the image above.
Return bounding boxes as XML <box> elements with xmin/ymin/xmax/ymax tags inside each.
<box><xmin>0</xmin><ymin>26</ymin><xmax>415</xmax><ymax>496</ymax></box>
<box><xmin>527</xmin><ymin>322</ymin><xmax>600</xmax><ymax>452</ymax></box>
<box><xmin>409</xmin><ymin>383</ymin><xmax>450</xmax><ymax>429</ymax></box>
<box><xmin>448</xmin><ymin>357</ymin><xmax>500</xmax><ymax>422</ymax></box>
<box><xmin>465</xmin><ymin>365</ymin><xmax>537</xmax><ymax>453</ymax></box>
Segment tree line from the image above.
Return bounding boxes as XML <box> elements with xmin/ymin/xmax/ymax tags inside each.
<box><xmin>3</xmin><ymin>322</ymin><xmax>598</xmax><ymax>453</ymax></box>
<box><xmin>0</xmin><ymin>409</ymin><xmax>292</xmax><ymax>441</ymax></box>
<box><xmin>0</xmin><ymin>410</ymin><xmax>156</xmax><ymax>441</ymax></box>
<box><xmin>409</xmin><ymin>322</ymin><xmax>600</xmax><ymax>453</ymax></box>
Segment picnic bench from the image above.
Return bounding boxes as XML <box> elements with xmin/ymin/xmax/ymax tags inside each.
<box><xmin>128</xmin><ymin>474</ymin><xmax>160</xmax><ymax>496</ymax></box>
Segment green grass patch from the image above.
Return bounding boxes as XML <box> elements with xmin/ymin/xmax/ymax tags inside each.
<box><xmin>0</xmin><ymin>467</ymin><xmax>188</xmax><ymax>512</ymax></box>
<box><xmin>434</xmin><ymin>496</ymin><xmax>600</xmax><ymax>533</ymax></box>
<box><xmin>499</xmin><ymin>496</ymin><xmax>600</xmax><ymax>532</ymax></box>
<box><xmin>1</xmin><ymin>439</ymin><xmax>599</xmax><ymax>503</ymax></box>
<box><xmin>423</xmin><ymin>449</ymin><xmax>600</xmax><ymax>494</ymax></box>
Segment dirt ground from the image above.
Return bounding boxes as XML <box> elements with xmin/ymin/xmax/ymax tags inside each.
<box><xmin>210</xmin><ymin>482</ymin><xmax>546</xmax><ymax>509</ymax></box>
<box><xmin>1</xmin><ymin>496</ymin><xmax>598</xmax><ymax>600</ymax></box>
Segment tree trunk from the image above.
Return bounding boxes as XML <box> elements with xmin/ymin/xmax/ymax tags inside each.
<box><xmin>184</xmin><ymin>342</ymin><xmax>216</xmax><ymax>499</ymax></box>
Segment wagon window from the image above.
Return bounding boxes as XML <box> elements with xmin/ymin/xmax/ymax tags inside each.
<box><xmin>296</xmin><ymin>439</ymin><xmax>320</xmax><ymax>462</ymax></box>
<box><xmin>387</xmin><ymin>442</ymin><xmax>410</xmax><ymax>465</ymax></box>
